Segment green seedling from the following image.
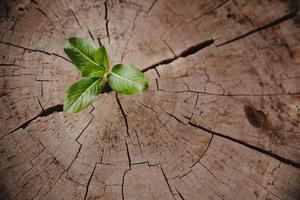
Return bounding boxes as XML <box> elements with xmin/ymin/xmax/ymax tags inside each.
<box><xmin>63</xmin><ymin>37</ymin><xmax>148</xmax><ymax>113</ymax></box>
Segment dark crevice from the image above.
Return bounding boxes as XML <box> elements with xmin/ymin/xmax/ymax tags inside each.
<box><xmin>35</xmin><ymin>7</ymin><xmax>49</xmax><ymax>19</ymax></box>
<box><xmin>217</xmin><ymin>7</ymin><xmax>299</xmax><ymax>47</ymax></box>
<box><xmin>10</xmin><ymin>14</ymin><xmax>21</xmax><ymax>31</ymax></box>
<box><xmin>180</xmin><ymin>39</ymin><xmax>214</xmax><ymax>57</ymax></box>
<box><xmin>67</xmin><ymin>115</ymin><xmax>94</xmax><ymax>173</ymax></box>
<box><xmin>191</xmin><ymin>135</ymin><xmax>214</xmax><ymax>168</ymax></box>
<box><xmin>165</xmin><ymin>112</ymin><xmax>186</xmax><ymax>125</ymax></box>
<box><xmin>163</xmin><ymin>40</ymin><xmax>176</xmax><ymax>57</ymax></box>
<box><xmin>0</xmin><ymin>41</ymin><xmax>51</xmax><ymax>55</ymax></box>
<box><xmin>0</xmin><ymin>41</ymin><xmax>70</xmax><ymax>63</ymax></box>
<box><xmin>97</xmin><ymin>37</ymin><xmax>103</xmax><ymax>46</ymax></box>
<box><xmin>66</xmin><ymin>144</ymin><xmax>82</xmax><ymax>173</ymax></box>
<box><xmin>189</xmin><ymin>0</ymin><xmax>229</xmax><ymax>23</ymax></box>
<box><xmin>189</xmin><ymin>122</ymin><xmax>300</xmax><ymax>169</ymax></box>
<box><xmin>177</xmin><ymin>170</ymin><xmax>192</xmax><ymax>179</ymax></box>
<box><xmin>116</xmin><ymin>94</ymin><xmax>130</xmax><ymax>137</ymax></box>
<box><xmin>160</xmin><ymin>167</ymin><xmax>175</xmax><ymax>198</ymax></box>
<box><xmin>70</xmin><ymin>9</ymin><xmax>83</xmax><ymax>30</ymax></box>
<box><xmin>101</xmin><ymin>81</ymin><xmax>113</xmax><ymax>93</ymax></box>
<box><xmin>31</xmin><ymin>0</ymin><xmax>39</xmax><ymax>5</ymax></box>
<box><xmin>87</xmin><ymin>27</ymin><xmax>94</xmax><ymax>40</ymax></box>
<box><xmin>158</xmin><ymin>88</ymin><xmax>300</xmax><ymax>97</ymax></box>
<box><xmin>125</xmin><ymin>139</ymin><xmax>132</xmax><ymax>167</ymax></box>
<box><xmin>147</xmin><ymin>0</ymin><xmax>157</xmax><ymax>14</ymax></box>
<box><xmin>154</xmin><ymin>68</ymin><xmax>160</xmax><ymax>77</ymax></box>
<box><xmin>142</xmin><ymin>39</ymin><xmax>214</xmax><ymax>73</ymax></box>
<box><xmin>121</xmin><ymin>169</ymin><xmax>130</xmax><ymax>200</ymax></box>
<box><xmin>0</xmin><ymin>104</ymin><xmax>63</xmax><ymax>141</ymax></box>
<box><xmin>0</xmin><ymin>63</ymin><xmax>16</xmax><ymax>66</ymax></box>
<box><xmin>83</xmin><ymin>162</ymin><xmax>99</xmax><ymax>200</ymax></box>
<box><xmin>138</xmin><ymin>102</ymin><xmax>158</xmax><ymax>114</ymax></box>
<box><xmin>133</xmin><ymin>129</ymin><xmax>144</xmax><ymax>158</ymax></box>
<box><xmin>121</xmin><ymin>10</ymin><xmax>140</xmax><ymax>63</ymax></box>
<box><xmin>51</xmin><ymin>53</ymin><xmax>71</xmax><ymax>63</ymax></box>
<box><xmin>104</xmin><ymin>0</ymin><xmax>110</xmax><ymax>44</ymax></box>
<box><xmin>155</xmin><ymin>79</ymin><xmax>159</xmax><ymax>90</ymax></box>
<box><xmin>40</xmin><ymin>104</ymin><xmax>63</xmax><ymax>117</ymax></box>
<box><xmin>175</xmin><ymin>188</ymin><xmax>185</xmax><ymax>200</ymax></box>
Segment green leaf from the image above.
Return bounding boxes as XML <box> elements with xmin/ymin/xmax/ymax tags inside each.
<box><xmin>64</xmin><ymin>77</ymin><xmax>103</xmax><ymax>113</ymax></box>
<box><xmin>108</xmin><ymin>64</ymin><xmax>149</xmax><ymax>95</ymax></box>
<box><xmin>64</xmin><ymin>37</ymin><xmax>100</xmax><ymax>71</ymax></box>
<box><xmin>81</xmin><ymin>66</ymin><xmax>105</xmax><ymax>77</ymax></box>
<box><xmin>94</xmin><ymin>46</ymin><xmax>110</xmax><ymax>71</ymax></box>
<box><xmin>81</xmin><ymin>63</ymin><xmax>105</xmax><ymax>77</ymax></box>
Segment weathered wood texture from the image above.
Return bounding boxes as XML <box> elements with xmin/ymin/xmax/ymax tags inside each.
<box><xmin>1</xmin><ymin>0</ymin><xmax>300</xmax><ymax>199</ymax></box>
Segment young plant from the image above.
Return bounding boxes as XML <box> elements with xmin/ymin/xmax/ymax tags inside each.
<box><xmin>63</xmin><ymin>37</ymin><xmax>149</xmax><ymax>113</ymax></box>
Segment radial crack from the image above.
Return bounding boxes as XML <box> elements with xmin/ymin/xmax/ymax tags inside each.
<box><xmin>189</xmin><ymin>122</ymin><xmax>300</xmax><ymax>169</ymax></box>
<box><xmin>104</xmin><ymin>0</ymin><xmax>110</xmax><ymax>44</ymax></box>
<box><xmin>70</xmin><ymin>8</ymin><xmax>83</xmax><ymax>30</ymax></box>
<box><xmin>175</xmin><ymin>188</ymin><xmax>185</xmax><ymax>200</ymax></box>
<box><xmin>160</xmin><ymin>166</ymin><xmax>175</xmax><ymax>198</ymax></box>
<box><xmin>0</xmin><ymin>104</ymin><xmax>63</xmax><ymax>141</ymax></box>
<box><xmin>0</xmin><ymin>41</ymin><xmax>70</xmax><ymax>62</ymax></box>
<box><xmin>121</xmin><ymin>9</ymin><xmax>140</xmax><ymax>62</ymax></box>
<box><xmin>158</xmin><ymin>88</ymin><xmax>300</xmax><ymax>97</ymax></box>
<box><xmin>217</xmin><ymin>7</ymin><xmax>299</xmax><ymax>47</ymax></box>
<box><xmin>84</xmin><ymin>162</ymin><xmax>99</xmax><ymax>200</ymax></box>
<box><xmin>142</xmin><ymin>39</ymin><xmax>214</xmax><ymax>72</ymax></box>
<box><xmin>147</xmin><ymin>0</ymin><xmax>157</xmax><ymax>14</ymax></box>
<box><xmin>125</xmin><ymin>139</ymin><xmax>132</xmax><ymax>167</ymax></box>
<box><xmin>121</xmin><ymin>169</ymin><xmax>130</xmax><ymax>200</ymax></box>
<box><xmin>116</xmin><ymin>94</ymin><xmax>130</xmax><ymax>137</ymax></box>
<box><xmin>66</xmin><ymin>115</ymin><xmax>94</xmax><ymax>173</ymax></box>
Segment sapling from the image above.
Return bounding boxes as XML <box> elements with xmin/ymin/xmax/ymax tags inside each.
<box><xmin>63</xmin><ymin>37</ymin><xmax>149</xmax><ymax>113</ymax></box>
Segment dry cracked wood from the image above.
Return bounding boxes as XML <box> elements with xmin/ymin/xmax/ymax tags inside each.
<box><xmin>0</xmin><ymin>0</ymin><xmax>300</xmax><ymax>199</ymax></box>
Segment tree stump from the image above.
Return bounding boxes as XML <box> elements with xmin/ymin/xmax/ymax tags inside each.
<box><xmin>1</xmin><ymin>0</ymin><xmax>300</xmax><ymax>199</ymax></box>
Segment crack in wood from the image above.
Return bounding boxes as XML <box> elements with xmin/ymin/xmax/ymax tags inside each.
<box><xmin>35</xmin><ymin>7</ymin><xmax>52</xmax><ymax>22</ymax></box>
<box><xmin>217</xmin><ymin>6</ymin><xmax>299</xmax><ymax>47</ymax></box>
<box><xmin>121</xmin><ymin>9</ymin><xmax>141</xmax><ymax>63</ymax></box>
<box><xmin>125</xmin><ymin>139</ymin><xmax>132</xmax><ymax>167</ymax></box>
<box><xmin>160</xmin><ymin>166</ymin><xmax>175</xmax><ymax>199</ymax></box>
<box><xmin>191</xmin><ymin>134</ymin><xmax>214</xmax><ymax>168</ymax></box>
<box><xmin>133</xmin><ymin>129</ymin><xmax>144</xmax><ymax>158</ymax></box>
<box><xmin>163</xmin><ymin>40</ymin><xmax>176</xmax><ymax>57</ymax></box>
<box><xmin>158</xmin><ymin>88</ymin><xmax>300</xmax><ymax>97</ymax></box>
<box><xmin>188</xmin><ymin>0</ymin><xmax>230</xmax><ymax>23</ymax></box>
<box><xmin>70</xmin><ymin>8</ymin><xmax>83</xmax><ymax>31</ymax></box>
<box><xmin>175</xmin><ymin>188</ymin><xmax>185</xmax><ymax>200</ymax></box>
<box><xmin>8</xmin><ymin>0</ymin><xmax>38</xmax><ymax>31</ymax></box>
<box><xmin>0</xmin><ymin>104</ymin><xmax>63</xmax><ymax>141</ymax></box>
<box><xmin>87</xmin><ymin>26</ymin><xmax>94</xmax><ymax>41</ymax></box>
<box><xmin>31</xmin><ymin>177</ymin><xmax>50</xmax><ymax>200</ymax></box>
<box><xmin>164</xmin><ymin>111</ymin><xmax>186</xmax><ymax>125</ymax></box>
<box><xmin>146</xmin><ymin>0</ymin><xmax>157</xmax><ymax>14</ymax></box>
<box><xmin>116</xmin><ymin>94</ymin><xmax>130</xmax><ymax>137</ymax></box>
<box><xmin>83</xmin><ymin>161</ymin><xmax>100</xmax><ymax>200</ymax></box>
<box><xmin>66</xmin><ymin>115</ymin><xmax>94</xmax><ymax>173</ymax></box>
<box><xmin>121</xmin><ymin>168</ymin><xmax>130</xmax><ymax>200</ymax></box>
<box><xmin>142</xmin><ymin>39</ymin><xmax>214</xmax><ymax>73</ymax></box>
<box><xmin>189</xmin><ymin>122</ymin><xmax>300</xmax><ymax>169</ymax></box>
<box><xmin>104</xmin><ymin>0</ymin><xmax>110</xmax><ymax>44</ymax></box>
<box><xmin>0</xmin><ymin>41</ymin><xmax>71</xmax><ymax>62</ymax></box>
<box><xmin>97</xmin><ymin>37</ymin><xmax>103</xmax><ymax>46</ymax></box>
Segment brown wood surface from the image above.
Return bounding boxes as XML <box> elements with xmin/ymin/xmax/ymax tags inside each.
<box><xmin>1</xmin><ymin>0</ymin><xmax>300</xmax><ymax>199</ymax></box>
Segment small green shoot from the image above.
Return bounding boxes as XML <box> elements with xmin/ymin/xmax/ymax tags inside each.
<box><xmin>63</xmin><ymin>37</ymin><xmax>148</xmax><ymax>113</ymax></box>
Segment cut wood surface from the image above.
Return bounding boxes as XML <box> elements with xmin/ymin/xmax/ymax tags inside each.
<box><xmin>1</xmin><ymin>0</ymin><xmax>300</xmax><ymax>199</ymax></box>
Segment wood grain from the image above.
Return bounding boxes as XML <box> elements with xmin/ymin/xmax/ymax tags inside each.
<box><xmin>0</xmin><ymin>0</ymin><xmax>300</xmax><ymax>199</ymax></box>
